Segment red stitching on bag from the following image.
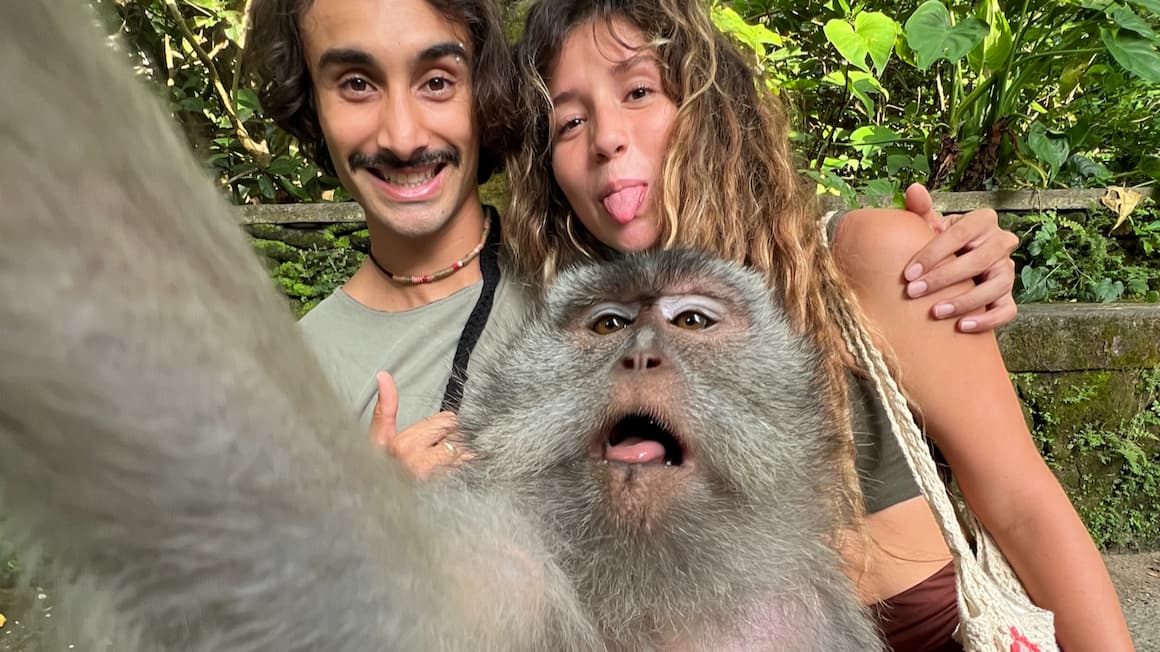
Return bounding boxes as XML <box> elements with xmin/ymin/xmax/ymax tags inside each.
<box><xmin>1009</xmin><ymin>626</ymin><xmax>1044</xmax><ymax>652</ymax></box>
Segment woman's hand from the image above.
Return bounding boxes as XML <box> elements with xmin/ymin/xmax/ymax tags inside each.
<box><xmin>902</xmin><ymin>183</ymin><xmax>1019</xmax><ymax>333</ymax></box>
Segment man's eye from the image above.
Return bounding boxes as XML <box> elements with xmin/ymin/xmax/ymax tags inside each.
<box><xmin>557</xmin><ymin>117</ymin><xmax>583</xmax><ymax>136</ymax></box>
<box><xmin>591</xmin><ymin>314</ymin><xmax>631</xmax><ymax>334</ymax></box>
<box><xmin>426</xmin><ymin>77</ymin><xmax>449</xmax><ymax>92</ymax></box>
<box><xmin>672</xmin><ymin>310</ymin><xmax>715</xmax><ymax>330</ymax></box>
<box><xmin>341</xmin><ymin>77</ymin><xmax>369</xmax><ymax>92</ymax></box>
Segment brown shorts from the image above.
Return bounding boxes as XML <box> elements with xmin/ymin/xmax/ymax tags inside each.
<box><xmin>871</xmin><ymin>561</ymin><xmax>962</xmax><ymax>652</ymax></box>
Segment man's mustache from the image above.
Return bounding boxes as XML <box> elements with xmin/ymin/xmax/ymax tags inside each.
<box><xmin>350</xmin><ymin>148</ymin><xmax>459</xmax><ymax>171</ymax></box>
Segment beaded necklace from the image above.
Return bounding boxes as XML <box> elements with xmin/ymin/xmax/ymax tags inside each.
<box><xmin>367</xmin><ymin>215</ymin><xmax>491</xmax><ymax>285</ymax></box>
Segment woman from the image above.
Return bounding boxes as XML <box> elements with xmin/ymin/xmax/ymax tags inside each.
<box><xmin>500</xmin><ymin>1</ymin><xmax>1133</xmax><ymax>650</ymax></box>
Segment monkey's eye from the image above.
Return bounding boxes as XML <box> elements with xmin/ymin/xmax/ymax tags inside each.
<box><xmin>672</xmin><ymin>310</ymin><xmax>715</xmax><ymax>330</ymax></box>
<box><xmin>591</xmin><ymin>314</ymin><xmax>631</xmax><ymax>335</ymax></box>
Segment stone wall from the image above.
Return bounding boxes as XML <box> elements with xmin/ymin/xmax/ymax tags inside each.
<box><xmin>997</xmin><ymin>305</ymin><xmax>1160</xmax><ymax>550</ymax></box>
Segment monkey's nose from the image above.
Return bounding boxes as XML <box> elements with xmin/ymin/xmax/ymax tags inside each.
<box><xmin>620</xmin><ymin>349</ymin><xmax>664</xmax><ymax>371</ymax></box>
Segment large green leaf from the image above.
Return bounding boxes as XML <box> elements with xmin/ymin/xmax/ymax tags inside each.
<box><xmin>848</xmin><ymin>125</ymin><xmax>901</xmax><ymax>155</ymax></box>
<box><xmin>1026</xmin><ymin>122</ymin><xmax>1070</xmax><ymax>176</ymax></box>
<box><xmin>824</xmin><ymin>19</ymin><xmax>870</xmax><ymax>71</ymax></box>
<box><xmin>823</xmin><ymin>12</ymin><xmax>899</xmax><ymax>74</ymax></box>
<box><xmin>967</xmin><ymin>0</ymin><xmax>1014</xmax><ymax>75</ymax></box>
<box><xmin>857</xmin><ymin>12</ymin><xmax>900</xmax><ymax>75</ymax></box>
<box><xmin>1109</xmin><ymin>5</ymin><xmax>1160</xmax><ymax>43</ymax></box>
<box><xmin>1126</xmin><ymin>0</ymin><xmax>1160</xmax><ymax>16</ymax></box>
<box><xmin>905</xmin><ymin>1</ymin><xmax>989</xmax><ymax>70</ymax></box>
<box><xmin>712</xmin><ymin>5</ymin><xmax>782</xmax><ymax>59</ymax></box>
<box><xmin>1101</xmin><ymin>28</ymin><xmax>1160</xmax><ymax>82</ymax></box>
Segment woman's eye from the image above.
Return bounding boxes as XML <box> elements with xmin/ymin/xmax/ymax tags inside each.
<box><xmin>627</xmin><ymin>86</ymin><xmax>651</xmax><ymax>101</ymax></box>
<box><xmin>426</xmin><ymin>77</ymin><xmax>449</xmax><ymax>93</ymax></box>
<box><xmin>672</xmin><ymin>310</ymin><xmax>715</xmax><ymax>330</ymax></box>
<box><xmin>591</xmin><ymin>314</ymin><xmax>631</xmax><ymax>334</ymax></box>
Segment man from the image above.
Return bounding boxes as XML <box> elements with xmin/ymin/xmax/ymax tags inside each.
<box><xmin>246</xmin><ymin>0</ymin><xmax>1019</xmax><ymax>478</ymax></box>
<box><xmin>249</xmin><ymin>0</ymin><xmax>531</xmax><ymax>476</ymax></box>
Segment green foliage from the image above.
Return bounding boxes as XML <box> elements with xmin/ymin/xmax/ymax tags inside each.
<box><xmin>1013</xmin><ymin>204</ymin><xmax>1160</xmax><ymax>303</ymax></box>
<box><xmin>92</xmin><ymin>0</ymin><xmax>346</xmax><ymax>204</ymax></box>
<box><xmin>1016</xmin><ymin>368</ymin><xmax>1160</xmax><ymax>549</ymax></box>
<box><xmin>718</xmin><ymin>0</ymin><xmax>1160</xmax><ymax>197</ymax></box>
<box><xmin>97</xmin><ymin>0</ymin><xmax>1158</xmax><ymax>206</ymax></box>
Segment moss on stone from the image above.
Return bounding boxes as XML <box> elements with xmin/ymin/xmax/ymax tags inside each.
<box><xmin>1014</xmin><ymin>368</ymin><xmax>1160</xmax><ymax>550</ymax></box>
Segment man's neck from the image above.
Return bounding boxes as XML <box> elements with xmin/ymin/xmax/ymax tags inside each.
<box><xmin>344</xmin><ymin>203</ymin><xmax>489</xmax><ymax>312</ymax></box>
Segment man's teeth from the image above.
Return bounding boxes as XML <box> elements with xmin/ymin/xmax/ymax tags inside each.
<box><xmin>379</xmin><ymin>166</ymin><xmax>439</xmax><ymax>186</ymax></box>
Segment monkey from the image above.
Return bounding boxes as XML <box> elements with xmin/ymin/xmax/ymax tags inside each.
<box><xmin>0</xmin><ymin>2</ymin><xmax>596</xmax><ymax>651</ymax></box>
<box><xmin>456</xmin><ymin>250</ymin><xmax>884</xmax><ymax>651</ymax></box>
<box><xmin>0</xmin><ymin>2</ymin><xmax>882</xmax><ymax>651</ymax></box>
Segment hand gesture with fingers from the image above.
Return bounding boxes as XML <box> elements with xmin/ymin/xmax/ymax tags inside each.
<box><xmin>902</xmin><ymin>183</ymin><xmax>1019</xmax><ymax>332</ymax></box>
<box><xmin>370</xmin><ymin>371</ymin><xmax>468</xmax><ymax>480</ymax></box>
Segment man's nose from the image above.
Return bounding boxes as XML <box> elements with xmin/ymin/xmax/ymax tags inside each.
<box><xmin>378</xmin><ymin>93</ymin><xmax>429</xmax><ymax>160</ymax></box>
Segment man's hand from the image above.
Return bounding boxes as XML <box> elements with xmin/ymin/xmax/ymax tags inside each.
<box><xmin>370</xmin><ymin>371</ymin><xmax>467</xmax><ymax>480</ymax></box>
<box><xmin>902</xmin><ymin>183</ymin><xmax>1019</xmax><ymax>332</ymax></box>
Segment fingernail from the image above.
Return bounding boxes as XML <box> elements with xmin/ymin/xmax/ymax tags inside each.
<box><xmin>907</xmin><ymin>280</ymin><xmax>927</xmax><ymax>298</ymax></box>
<box><xmin>934</xmin><ymin>303</ymin><xmax>954</xmax><ymax>318</ymax></box>
<box><xmin>905</xmin><ymin>263</ymin><xmax>923</xmax><ymax>281</ymax></box>
<box><xmin>960</xmin><ymin>319</ymin><xmax>978</xmax><ymax>331</ymax></box>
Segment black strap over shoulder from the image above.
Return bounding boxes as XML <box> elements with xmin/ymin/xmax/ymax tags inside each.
<box><xmin>439</xmin><ymin>205</ymin><xmax>502</xmax><ymax>412</ymax></box>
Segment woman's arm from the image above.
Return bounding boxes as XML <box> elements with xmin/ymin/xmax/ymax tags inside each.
<box><xmin>832</xmin><ymin>208</ymin><xmax>1134</xmax><ymax>652</ymax></box>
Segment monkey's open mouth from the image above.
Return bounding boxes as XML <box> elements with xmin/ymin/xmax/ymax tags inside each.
<box><xmin>603</xmin><ymin>413</ymin><xmax>685</xmax><ymax>466</ymax></box>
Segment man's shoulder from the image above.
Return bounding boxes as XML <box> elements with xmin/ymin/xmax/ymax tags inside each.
<box><xmin>298</xmin><ymin>287</ymin><xmax>363</xmax><ymax>335</ymax></box>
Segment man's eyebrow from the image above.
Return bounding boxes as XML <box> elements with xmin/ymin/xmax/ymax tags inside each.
<box><xmin>317</xmin><ymin>48</ymin><xmax>375</xmax><ymax>71</ymax></box>
<box><xmin>417</xmin><ymin>41</ymin><xmax>469</xmax><ymax>65</ymax></box>
<box><xmin>315</xmin><ymin>42</ymin><xmax>467</xmax><ymax>72</ymax></box>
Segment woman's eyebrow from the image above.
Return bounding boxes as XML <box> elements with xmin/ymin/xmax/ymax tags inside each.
<box><xmin>550</xmin><ymin>52</ymin><xmax>657</xmax><ymax>106</ymax></box>
<box><xmin>609</xmin><ymin>51</ymin><xmax>657</xmax><ymax>77</ymax></box>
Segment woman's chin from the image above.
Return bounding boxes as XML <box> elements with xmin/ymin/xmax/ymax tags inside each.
<box><xmin>605</xmin><ymin>223</ymin><xmax>662</xmax><ymax>254</ymax></box>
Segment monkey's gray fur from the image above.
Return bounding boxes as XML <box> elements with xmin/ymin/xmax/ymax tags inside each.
<box><xmin>0</xmin><ymin>3</ymin><xmax>595</xmax><ymax>651</ymax></box>
<box><xmin>460</xmin><ymin>251</ymin><xmax>883</xmax><ymax>651</ymax></box>
<box><xmin>0</xmin><ymin>2</ymin><xmax>882</xmax><ymax>651</ymax></box>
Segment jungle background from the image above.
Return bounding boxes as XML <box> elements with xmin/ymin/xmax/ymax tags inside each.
<box><xmin>3</xmin><ymin>0</ymin><xmax>1160</xmax><ymax>644</ymax></box>
<box><xmin>84</xmin><ymin>0</ymin><xmax>1160</xmax><ymax>309</ymax></box>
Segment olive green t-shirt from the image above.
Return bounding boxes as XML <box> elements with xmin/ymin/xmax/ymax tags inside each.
<box><xmin>298</xmin><ymin>266</ymin><xmax>532</xmax><ymax>431</ymax></box>
<box><xmin>848</xmin><ymin>373</ymin><xmax>923</xmax><ymax>512</ymax></box>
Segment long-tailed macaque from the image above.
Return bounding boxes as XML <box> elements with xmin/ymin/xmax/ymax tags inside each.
<box><xmin>0</xmin><ymin>2</ymin><xmax>881</xmax><ymax>651</ymax></box>
<box><xmin>459</xmin><ymin>250</ymin><xmax>883</xmax><ymax>650</ymax></box>
<box><xmin>0</xmin><ymin>3</ymin><xmax>591</xmax><ymax>651</ymax></box>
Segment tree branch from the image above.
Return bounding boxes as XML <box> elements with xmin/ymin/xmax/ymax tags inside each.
<box><xmin>163</xmin><ymin>0</ymin><xmax>269</xmax><ymax>167</ymax></box>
